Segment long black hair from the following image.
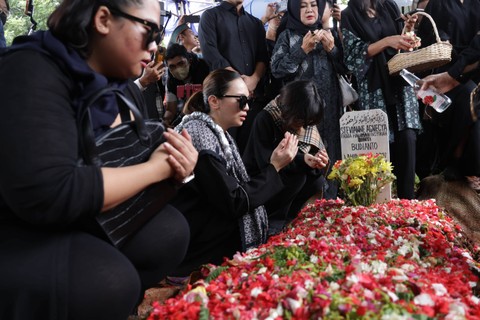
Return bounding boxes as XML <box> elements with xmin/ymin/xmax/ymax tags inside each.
<box><xmin>277</xmin><ymin>80</ymin><xmax>324</xmax><ymax>131</ymax></box>
<box><xmin>47</xmin><ymin>0</ymin><xmax>144</xmax><ymax>57</ymax></box>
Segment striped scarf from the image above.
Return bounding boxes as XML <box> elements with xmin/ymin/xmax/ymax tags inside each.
<box><xmin>264</xmin><ymin>98</ymin><xmax>324</xmax><ymax>154</ymax></box>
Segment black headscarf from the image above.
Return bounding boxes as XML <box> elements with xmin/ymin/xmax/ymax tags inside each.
<box><xmin>342</xmin><ymin>0</ymin><xmax>404</xmax><ymax>106</ymax></box>
<box><xmin>285</xmin><ymin>0</ymin><xmax>326</xmax><ymax>35</ymax></box>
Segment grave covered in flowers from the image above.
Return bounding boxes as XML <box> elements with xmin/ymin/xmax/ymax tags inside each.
<box><xmin>147</xmin><ymin>199</ymin><xmax>480</xmax><ymax>319</ymax></box>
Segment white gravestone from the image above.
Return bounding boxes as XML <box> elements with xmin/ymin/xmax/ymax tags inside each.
<box><xmin>339</xmin><ymin>109</ymin><xmax>392</xmax><ymax>203</ymax></box>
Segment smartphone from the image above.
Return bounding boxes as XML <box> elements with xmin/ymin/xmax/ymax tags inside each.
<box><xmin>395</xmin><ymin>8</ymin><xmax>424</xmax><ymax>22</ymax></box>
<box><xmin>155</xmin><ymin>46</ymin><xmax>166</xmax><ymax>65</ymax></box>
<box><xmin>275</xmin><ymin>0</ymin><xmax>288</xmax><ymax>14</ymax></box>
<box><xmin>183</xmin><ymin>15</ymin><xmax>200</xmax><ymax>23</ymax></box>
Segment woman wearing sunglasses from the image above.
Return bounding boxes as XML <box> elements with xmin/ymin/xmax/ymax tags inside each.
<box><xmin>170</xmin><ymin>69</ymin><xmax>299</xmax><ymax>279</ymax></box>
<box><xmin>0</xmin><ymin>0</ymin><xmax>198</xmax><ymax>319</ymax></box>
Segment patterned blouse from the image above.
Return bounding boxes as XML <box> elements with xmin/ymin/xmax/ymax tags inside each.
<box><xmin>342</xmin><ymin>28</ymin><xmax>422</xmax><ymax>140</ymax></box>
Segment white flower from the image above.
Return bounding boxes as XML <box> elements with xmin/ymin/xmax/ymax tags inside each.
<box><xmin>310</xmin><ymin>254</ymin><xmax>319</xmax><ymax>264</ymax></box>
<box><xmin>286</xmin><ymin>297</ymin><xmax>302</xmax><ymax>313</ymax></box>
<box><xmin>329</xmin><ymin>282</ymin><xmax>340</xmax><ymax>291</ymax></box>
<box><xmin>257</xmin><ymin>267</ymin><xmax>267</xmax><ymax>274</ymax></box>
<box><xmin>413</xmin><ymin>293</ymin><xmax>435</xmax><ymax>306</ymax></box>
<box><xmin>304</xmin><ymin>280</ymin><xmax>314</xmax><ymax>290</ymax></box>
<box><xmin>432</xmin><ymin>283</ymin><xmax>448</xmax><ymax>296</ymax></box>
<box><xmin>381</xmin><ymin>313</ymin><xmax>410</xmax><ymax>320</ymax></box>
<box><xmin>386</xmin><ymin>290</ymin><xmax>399</xmax><ymax>302</ymax></box>
<box><xmin>446</xmin><ymin>301</ymin><xmax>466</xmax><ymax>318</ymax></box>
<box><xmin>265</xmin><ymin>303</ymin><xmax>284</xmax><ymax>320</ymax></box>
<box><xmin>250</xmin><ymin>287</ymin><xmax>262</xmax><ymax>298</ymax></box>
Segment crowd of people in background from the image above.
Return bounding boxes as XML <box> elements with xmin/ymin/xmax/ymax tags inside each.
<box><xmin>0</xmin><ymin>0</ymin><xmax>480</xmax><ymax>318</ymax></box>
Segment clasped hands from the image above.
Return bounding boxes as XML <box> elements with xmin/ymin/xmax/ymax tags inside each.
<box><xmin>305</xmin><ymin>148</ymin><xmax>329</xmax><ymax>169</ymax></box>
<box><xmin>303</xmin><ymin>29</ymin><xmax>335</xmax><ymax>54</ymax></box>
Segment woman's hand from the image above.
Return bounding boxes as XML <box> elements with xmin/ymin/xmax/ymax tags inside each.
<box><xmin>401</xmin><ymin>13</ymin><xmax>418</xmax><ymax>33</ymax></box>
<box><xmin>139</xmin><ymin>60</ymin><xmax>165</xmax><ymax>88</ymax></box>
<box><xmin>301</xmin><ymin>30</ymin><xmax>320</xmax><ymax>54</ymax></box>
<box><xmin>318</xmin><ymin>29</ymin><xmax>335</xmax><ymax>52</ymax></box>
<box><xmin>304</xmin><ymin>148</ymin><xmax>329</xmax><ymax>169</ymax></box>
<box><xmin>385</xmin><ymin>35</ymin><xmax>416</xmax><ymax>51</ymax></box>
<box><xmin>270</xmin><ymin>132</ymin><xmax>298</xmax><ymax>171</ymax></box>
<box><xmin>152</xmin><ymin>128</ymin><xmax>198</xmax><ymax>182</ymax></box>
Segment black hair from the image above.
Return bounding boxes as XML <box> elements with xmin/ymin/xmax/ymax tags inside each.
<box><xmin>165</xmin><ymin>43</ymin><xmax>189</xmax><ymax>61</ymax></box>
<box><xmin>183</xmin><ymin>69</ymin><xmax>242</xmax><ymax>114</ymax></box>
<box><xmin>277</xmin><ymin>80</ymin><xmax>324</xmax><ymax>131</ymax></box>
<box><xmin>47</xmin><ymin>0</ymin><xmax>144</xmax><ymax>58</ymax></box>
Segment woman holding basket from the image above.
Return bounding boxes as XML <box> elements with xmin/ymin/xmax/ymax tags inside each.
<box><xmin>341</xmin><ymin>0</ymin><xmax>421</xmax><ymax>199</ymax></box>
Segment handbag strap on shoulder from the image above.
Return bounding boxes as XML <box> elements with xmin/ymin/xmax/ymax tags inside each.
<box><xmin>77</xmin><ymin>87</ymin><xmax>151</xmax><ymax>166</ymax></box>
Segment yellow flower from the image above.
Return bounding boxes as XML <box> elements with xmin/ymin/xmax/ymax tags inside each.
<box><xmin>327</xmin><ymin>153</ymin><xmax>396</xmax><ymax>206</ymax></box>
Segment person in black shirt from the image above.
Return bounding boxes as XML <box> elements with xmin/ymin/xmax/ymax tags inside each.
<box><xmin>0</xmin><ymin>0</ymin><xmax>198</xmax><ymax>318</ymax></box>
<box><xmin>421</xmin><ymin>33</ymin><xmax>480</xmax><ymax>93</ymax></box>
<box><xmin>163</xmin><ymin>43</ymin><xmax>210</xmax><ymax>127</ymax></box>
<box><xmin>416</xmin><ymin>0</ymin><xmax>480</xmax><ymax>180</ymax></box>
<box><xmin>198</xmin><ymin>0</ymin><xmax>269</xmax><ymax>154</ymax></box>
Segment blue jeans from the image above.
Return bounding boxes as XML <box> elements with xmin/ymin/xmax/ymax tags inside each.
<box><xmin>0</xmin><ymin>20</ymin><xmax>6</xmax><ymax>48</ymax></box>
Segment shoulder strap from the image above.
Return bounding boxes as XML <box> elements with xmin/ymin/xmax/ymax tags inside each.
<box><xmin>77</xmin><ymin>87</ymin><xmax>151</xmax><ymax>166</ymax></box>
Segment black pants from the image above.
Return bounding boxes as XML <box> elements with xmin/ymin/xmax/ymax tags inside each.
<box><xmin>435</xmin><ymin>81</ymin><xmax>479</xmax><ymax>176</ymax></box>
<box><xmin>266</xmin><ymin>172</ymin><xmax>324</xmax><ymax>222</ymax></box>
<box><xmin>391</xmin><ymin>128</ymin><xmax>417</xmax><ymax>200</ymax></box>
<box><xmin>0</xmin><ymin>205</ymin><xmax>189</xmax><ymax>320</ymax></box>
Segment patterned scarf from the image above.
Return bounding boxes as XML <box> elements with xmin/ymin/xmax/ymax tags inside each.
<box><xmin>175</xmin><ymin>112</ymin><xmax>268</xmax><ymax>250</ymax></box>
<box><xmin>264</xmin><ymin>98</ymin><xmax>324</xmax><ymax>154</ymax></box>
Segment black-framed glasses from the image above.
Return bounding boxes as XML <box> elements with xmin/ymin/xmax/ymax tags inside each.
<box><xmin>108</xmin><ymin>6</ymin><xmax>161</xmax><ymax>48</ymax></box>
<box><xmin>221</xmin><ymin>95</ymin><xmax>251</xmax><ymax>110</ymax></box>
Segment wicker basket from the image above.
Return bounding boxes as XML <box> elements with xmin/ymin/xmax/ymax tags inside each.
<box><xmin>387</xmin><ymin>12</ymin><xmax>452</xmax><ymax>75</ymax></box>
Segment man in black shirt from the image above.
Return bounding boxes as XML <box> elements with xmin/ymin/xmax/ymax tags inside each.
<box><xmin>198</xmin><ymin>0</ymin><xmax>269</xmax><ymax>153</ymax></box>
<box><xmin>163</xmin><ymin>44</ymin><xmax>210</xmax><ymax>127</ymax></box>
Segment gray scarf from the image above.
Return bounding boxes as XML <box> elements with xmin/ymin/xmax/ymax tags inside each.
<box><xmin>175</xmin><ymin>112</ymin><xmax>269</xmax><ymax>250</ymax></box>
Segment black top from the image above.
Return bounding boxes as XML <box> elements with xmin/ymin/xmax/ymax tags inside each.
<box><xmin>198</xmin><ymin>1</ymin><xmax>268</xmax><ymax>75</ymax></box>
<box><xmin>170</xmin><ymin>150</ymin><xmax>283</xmax><ymax>271</ymax></box>
<box><xmin>417</xmin><ymin>0</ymin><xmax>480</xmax><ymax>81</ymax></box>
<box><xmin>0</xmin><ymin>50</ymin><xmax>104</xmax><ymax>226</ymax></box>
<box><xmin>243</xmin><ymin>110</ymin><xmax>321</xmax><ymax>178</ymax></box>
<box><xmin>166</xmin><ymin>54</ymin><xmax>210</xmax><ymax>95</ymax></box>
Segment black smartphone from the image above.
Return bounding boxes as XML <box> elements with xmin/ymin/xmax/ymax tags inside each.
<box><xmin>395</xmin><ymin>8</ymin><xmax>424</xmax><ymax>22</ymax></box>
<box><xmin>183</xmin><ymin>15</ymin><xmax>200</xmax><ymax>23</ymax></box>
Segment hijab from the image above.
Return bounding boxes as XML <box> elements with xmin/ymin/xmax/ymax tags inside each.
<box><xmin>342</xmin><ymin>0</ymin><xmax>403</xmax><ymax>105</ymax></box>
<box><xmin>285</xmin><ymin>0</ymin><xmax>326</xmax><ymax>35</ymax></box>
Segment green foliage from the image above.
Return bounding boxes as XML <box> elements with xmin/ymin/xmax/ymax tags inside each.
<box><xmin>4</xmin><ymin>0</ymin><xmax>59</xmax><ymax>45</ymax></box>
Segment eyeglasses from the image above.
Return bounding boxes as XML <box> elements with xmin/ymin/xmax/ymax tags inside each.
<box><xmin>221</xmin><ymin>95</ymin><xmax>251</xmax><ymax>110</ymax></box>
<box><xmin>108</xmin><ymin>6</ymin><xmax>161</xmax><ymax>48</ymax></box>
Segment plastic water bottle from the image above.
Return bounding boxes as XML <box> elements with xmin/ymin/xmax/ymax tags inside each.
<box><xmin>400</xmin><ymin>69</ymin><xmax>452</xmax><ymax>113</ymax></box>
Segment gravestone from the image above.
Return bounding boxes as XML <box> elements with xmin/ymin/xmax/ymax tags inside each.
<box><xmin>339</xmin><ymin>109</ymin><xmax>391</xmax><ymax>203</ymax></box>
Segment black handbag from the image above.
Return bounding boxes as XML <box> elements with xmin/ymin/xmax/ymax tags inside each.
<box><xmin>78</xmin><ymin>86</ymin><xmax>176</xmax><ymax>247</ymax></box>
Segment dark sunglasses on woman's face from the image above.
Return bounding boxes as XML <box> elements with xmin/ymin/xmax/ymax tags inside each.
<box><xmin>108</xmin><ymin>6</ymin><xmax>162</xmax><ymax>48</ymax></box>
<box><xmin>221</xmin><ymin>95</ymin><xmax>251</xmax><ymax>110</ymax></box>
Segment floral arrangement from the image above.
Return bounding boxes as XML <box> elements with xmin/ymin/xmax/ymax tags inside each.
<box><xmin>147</xmin><ymin>199</ymin><xmax>480</xmax><ymax>319</ymax></box>
<box><xmin>327</xmin><ymin>153</ymin><xmax>396</xmax><ymax>206</ymax></box>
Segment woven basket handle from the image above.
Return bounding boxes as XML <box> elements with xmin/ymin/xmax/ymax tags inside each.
<box><xmin>400</xmin><ymin>11</ymin><xmax>441</xmax><ymax>43</ymax></box>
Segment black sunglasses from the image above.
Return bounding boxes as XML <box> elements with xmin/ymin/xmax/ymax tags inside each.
<box><xmin>108</xmin><ymin>6</ymin><xmax>161</xmax><ymax>48</ymax></box>
<box><xmin>221</xmin><ymin>95</ymin><xmax>251</xmax><ymax>110</ymax></box>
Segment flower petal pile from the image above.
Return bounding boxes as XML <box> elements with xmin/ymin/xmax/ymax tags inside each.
<box><xmin>148</xmin><ymin>199</ymin><xmax>480</xmax><ymax>319</ymax></box>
